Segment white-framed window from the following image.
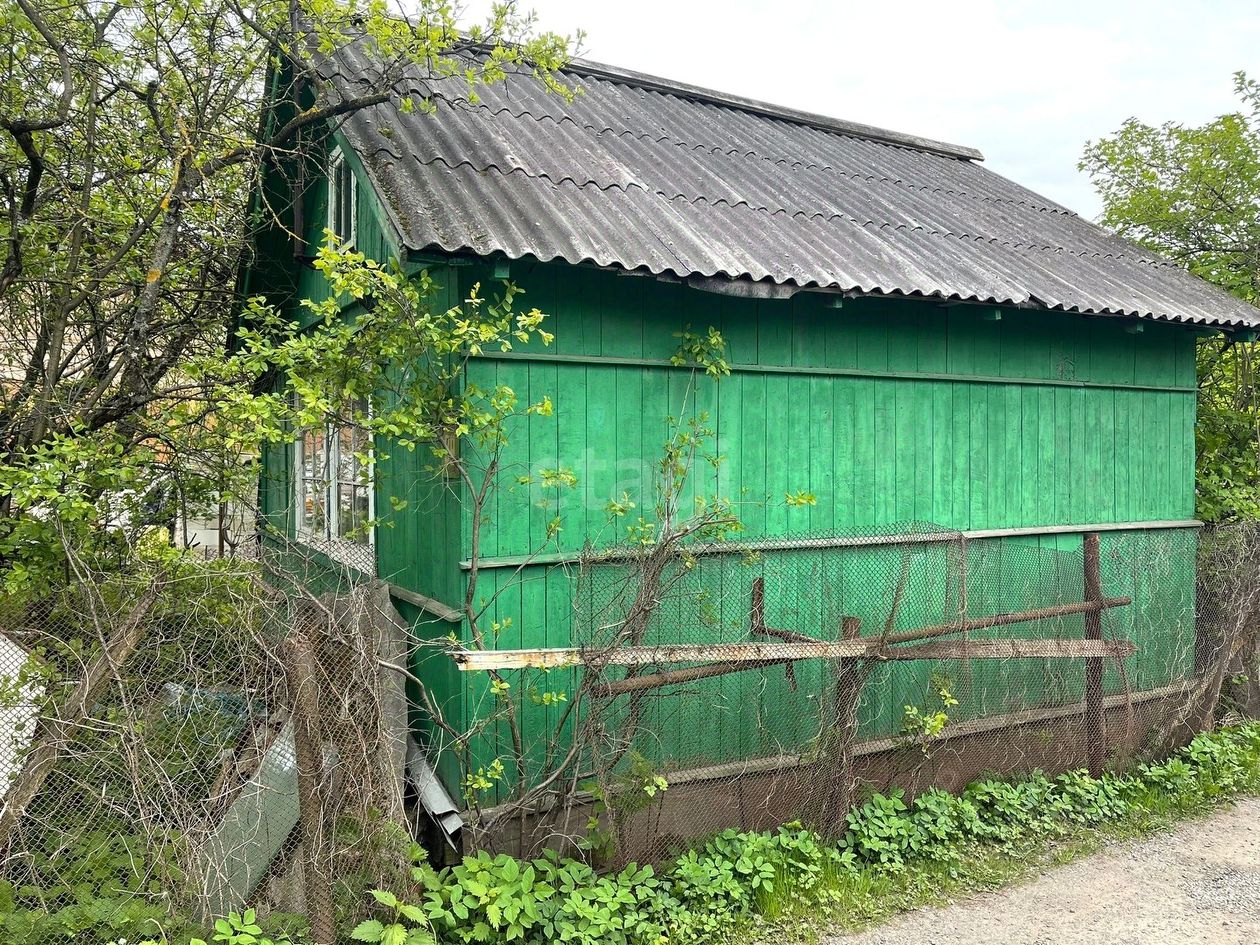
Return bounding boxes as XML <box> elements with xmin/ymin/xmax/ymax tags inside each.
<box><xmin>327</xmin><ymin>146</ymin><xmax>357</xmax><ymax>246</ymax></box>
<box><xmin>294</xmin><ymin>404</ymin><xmax>374</xmax><ymax>569</ymax></box>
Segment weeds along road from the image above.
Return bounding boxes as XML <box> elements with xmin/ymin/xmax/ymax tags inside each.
<box><xmin>832</xmin><ymin>796</ymin><xmax>1260</xmax><ymax>945</ymax></box>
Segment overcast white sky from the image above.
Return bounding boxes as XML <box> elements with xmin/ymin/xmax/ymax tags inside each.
<box><xmin>461</xmin><ymin>0</ymin><xmax>1260</xmax><ymax>219</ymax></box>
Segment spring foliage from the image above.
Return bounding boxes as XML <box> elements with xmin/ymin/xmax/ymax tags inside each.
<box><xmin>1081</xmin><ymin>72</ymin><xmax>1260</xmax><ymax>522</ymax></box>
<box><xmin>0</xmin><ymin>0</ymin><xmax>576</xmax><ymax>584</ymax></box>
<box><xmin>73</xmin><ymin>722</ymin><xmax>1260</xmax><ymax>945</ymax></box>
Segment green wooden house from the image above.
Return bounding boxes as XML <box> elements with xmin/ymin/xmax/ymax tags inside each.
<box><xmin>245</xmin><ymin>40</ymin><xmax>1260</xmax><ymax>843</ymax></box>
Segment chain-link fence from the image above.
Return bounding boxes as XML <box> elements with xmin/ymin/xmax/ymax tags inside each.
<box><xmin>0</xmin><ymin>520</ymin><xmax>1259</xmax><ymax>937</ymax></box>
<box><xmin>573</xmin><ymin>523</ymin><xmax>1260</xmax><ymax>862</ymax></box>
<box><xmin>0</xmin><ymin>532</ymin><xmax>408</xmax><ymax>941</ymax></box>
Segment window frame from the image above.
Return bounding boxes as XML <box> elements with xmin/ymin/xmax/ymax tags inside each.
<box><xmin>327</xmin><ymin>146</ymin><xmax>358</xmax><ymax>247</ymax></box>
<box><xmin>294</xmin><ymin>408</ymin><xmax>375</xmax><ymax>571</ymax></box>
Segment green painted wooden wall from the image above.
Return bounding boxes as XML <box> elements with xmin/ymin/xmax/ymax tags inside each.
<box><xmin>379</xmin><ymin>260</ymin><xmax>1197</xmax><ymax>800</ymax></box>
<box><xmin>253</xmin><ymin>133</ymin><xmax>472</xmax><ymax>786</ymax></box>
<box><xmin>456</xmin><ymin>261</ymin><xmax>1195</xmax><ymax>559</ymax></box>
<box><xmin>252</xmin><ymin>150</ymin><xmax>1203</xmax><ymax>801</ymax></box>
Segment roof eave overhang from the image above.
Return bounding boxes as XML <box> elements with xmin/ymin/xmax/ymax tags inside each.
<box><xmin>404</xmin><ymin>246</ymin><xmax>1260</xmax><ymax>332</ymax></box>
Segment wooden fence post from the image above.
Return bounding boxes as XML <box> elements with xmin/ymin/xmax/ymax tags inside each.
<box><xmin>826</xmin><ymin>615</ymin><xmax>866</xmax><ymax>833</ymax></box>
<box><xmin>751</xmin><ymin>577</ymin><xmax>765</xmax><ymax>632</ymax></box>
<box><xmin>1083</xmin><ymin>532</ymin><xmax>1105</xmax><ymax>777</ymax></box>
<box><xmin>957</xmin><ymin>534</ymin><xmax>969</xmax><ymax>622</ymax></box>
<box><xmin>285</xmin><ymin>612</ymin><xmax>335</xmax><ymax>945</ymax></box>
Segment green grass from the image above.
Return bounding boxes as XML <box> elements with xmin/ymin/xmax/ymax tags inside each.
<box><xmin>738</xmin><ymin>776</ymin><xmax>1246</xmax><ymax>944</ymax></box>
<box><xmin>27</xmin><ymin>723</ymin><xmax>1260</xmax><ymax>945</ymax></box>
<box><xmin>739</xmin><ymin>836</ymin><xmax>1080</xmax><ymax>942</ymax></box>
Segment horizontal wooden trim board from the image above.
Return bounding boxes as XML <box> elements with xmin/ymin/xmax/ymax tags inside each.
<box><xmin>478</xmin><ymin>350</ymin><xmax>1198</xmax><ymax>394</ymax></box>
<box><xmin>450</xmin><ymin>634</ymin><xmax>1135</xmax><ymax>672</ymax></box>
<box><xmin>887</xmin><ymin>637</ymin><xmax>1134</xmax><ymax>660</ymax></box>
<box><xmin>587</xmin><ymin>595</ymin><xmax>1132</xmax><ymax>696</ymax></box>
<box><xmin>459</xmin><ymin>520</ymin><xmax>1203</xmax><ymax>570</ymax></box>
<box><xmin>881</xmin><ymin>595</ymin><xmax>1132</xmax><ymax>645</ymax></box>
<box><xmin>387</xmin><ymin>584</ymin><xmax>463</xmax><ymax>623</ymax></box>
<box><xmin>477</xmin><ymin>680</ymin><xmax>1195</xmax><ymax>817</ymax></box>
<box><xmin>664</xmin><ymin>679</ymin><xmax>1195</xmax><ymax>789</ymax></box>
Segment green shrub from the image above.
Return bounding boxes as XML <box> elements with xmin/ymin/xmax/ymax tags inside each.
<box><xmin>198</xmin><ymin>909</ymin><xmax>308</xmax><ymax>945</ymax></box>
<box><xmin>841</xmin><ymin>790</ymin><xmax>925</xmax><ymax>870</ymax></box>
<box><xmin>760</xmin><ymin>823</ymin><xmax>841</xmax><ymax>893</ymax></box>
<box><xmin>0</xmin><ymin>892</ymin><xmax>178</xmax><ymax>945</ymax></box>
<box><xmin>359</xmin><ymin>722</ymin><xmax>1260</xmax><ymax>943</ymax></box>
<box><xmin>1182</xmin><ymin>727</ymin><xmax>1258</xmax><ymax>796</ymax></box>
<box><xmin>412</xmin><ymin>848</ymin><xmax>669</xmax><ymax>945</ymax></box>
<box><xmin>25</xmin><ymin>721</ymin><xmax>1260</xmax><ymax>945</ymax></box>
<box><xmin>961</xmin><ymin>778</ymin><xmax>1034</xmax><ymax>841</ymax></box>
<box><xmin>909</xmin><ymin>788</ymin><xmax>982</xmax><ymax>860</ymax></box>
<box><xmin>1052</xmin><ymin>769</ymin><xmax>1131</xmax><ymax>824</ymax></box>
<box><xmin>0</xmin><ymin>825</ymin><xmax>201</xmax><ymax>945</ymax></box>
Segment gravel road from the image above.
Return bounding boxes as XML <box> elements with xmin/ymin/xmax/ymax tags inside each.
<box><xmin>830</xmin><ymin>797</ymin><xmax>1260</xmax><ymax>945</ymax></box>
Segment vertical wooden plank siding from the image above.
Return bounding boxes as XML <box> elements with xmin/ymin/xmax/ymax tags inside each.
<box><xmin>417</xmin><ymin>263</ymin><xmax>1204</xmax><ymax>787</ymax></box>
<box><xmin>262</xmin><ymin>248</ymin><xmax>1201</xmax><ymax>795</ymax></box>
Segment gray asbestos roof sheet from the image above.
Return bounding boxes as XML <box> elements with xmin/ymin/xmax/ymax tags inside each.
<box><xmin>322</xmin><ymin>41</ymin><xmax>1260</xmax><ymax>328</ymax></box>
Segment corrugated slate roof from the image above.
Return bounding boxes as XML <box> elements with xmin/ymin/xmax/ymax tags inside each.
<box><xmin>323</xmin><ymin>40</ymin><xmax>1260</xmax><ymax>329</ymax></box>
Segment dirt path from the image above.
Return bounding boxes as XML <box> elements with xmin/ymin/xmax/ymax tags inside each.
<box><xmin>830</xmin><ymin>797</ymin><xmax>1260</xmax><ymax>945</ymax></box>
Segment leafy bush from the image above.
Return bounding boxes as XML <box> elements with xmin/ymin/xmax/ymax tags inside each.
<box><xmin>1139</xmin><ymin>756</ymin><xmax>1196</xmax><ymax>797</ymax></box>
<box><xmin>841</xmin><ymin>789</ymin><xmax>925</xmax><ymax>870</ymax></box>
<box><xmin>670</xmin><ymin>824</ymin><xmax>847</xmax><ymax>935</ymax></box>
<box><xmin>1052</xmin><ymin>769</ymin><xmax>1131</xmax><ymax>824</ymax></box>
<box><xmin>0</xmin><ymin>825</ymin><xmax>201</xmax><ymax>945</ymax></box>
<box><xmin>352</xmin><ymin>890</ymin><xmax>434</xmax><ymax>945</ymax></box>
<box><xmin>910</xmin><ymin>788</ymin><xmax>983</xmax><ymax>860</ymax></box>
<box><xmin>962</xmin><ymin>777</ymin><xmax>1039</xmax><ymax>841</ymax></box>
<box><xmin>31</xmin><ymin>723</ymin><xmax>1260</xmax><ymax>945</ymax></box>
<box><xmin>0</xmin><ymin>890</ymin><xmax>179</xmax><ymax>945</ymax></box>
<box><xmin>195</xmin><ymin>909</ymin><xmax>307</xmax><ymax>945</ymax></box>
<box><xmin>411</xmin><ymin>849</ymin><xmax>670</xmax><ymax>945</ymax></box>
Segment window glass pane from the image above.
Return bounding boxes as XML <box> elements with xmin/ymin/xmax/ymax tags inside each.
<box><xmin>334</xmin><ymin>415</ymin><xmax>370</xmax><ymax>543</ymax></box>
<box><xmin>337</xmin><ymin>425</ymin><xmax>359</xmax><ymax>482</ymax></box>
<box><xmin>337</xmin><ymin>484</ymin><xmax>370</xmax><ymax>543</ymax></box>
<box><xmin>332</xmin><ymin>155</ymin><xmax>353</xmax><ymax>241</ymax></box>
<box><xmin>352</xmin><ymin>422</ymin><xmax>371</xmax><ymax>465</ymax></box>
<box><xmin>302</xmin><ymin>429</ymin><xmax>325</xmax><ymax>479</ymax></box>
<box><xmin>299</xmin><ymin>402</ymin><xmax>371</xmax><ymax>549</ymax></box>
<box><xmin>354</xmin><ymin>485</ymin><xmax>369</xmax><ymax>539</ymax></box>
<box><xmin>342</xmin><ymin>164</ymin><xmax>354</xmax><ymax>237</ymax></box>
<box><xmin>338</xmin><ymin>423</ymin><xmax>372</xmax><ymax>481</ymax></box>
<box><xmin>304</xmin><ymin>477</ymin><xmax>327</xmax><ymax>536</ymax></box>
<box><xmin>328</xmin><ymin>158</ymin><xmax>337</xmax><ymax>234</ymax></box>
<box><xmin>300</xmin><ymin>429</ymin><xmax>327</xmax><ymax>536</ymax></box>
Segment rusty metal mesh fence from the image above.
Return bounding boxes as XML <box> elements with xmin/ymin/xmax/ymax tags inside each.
<box><xmin>0</xmin><ymin>522</ymin><xmax>1258</xmax><ymax>933</ymax></box>
<box><xmin>572</xmin><ymin>523</ymin><xmax>1260</xmax><ymax>862</ymax></box>
<box><xmin>0</xmin><ymin>534</ymin><xmax>412</xmax><ymax>936</ymax></box>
